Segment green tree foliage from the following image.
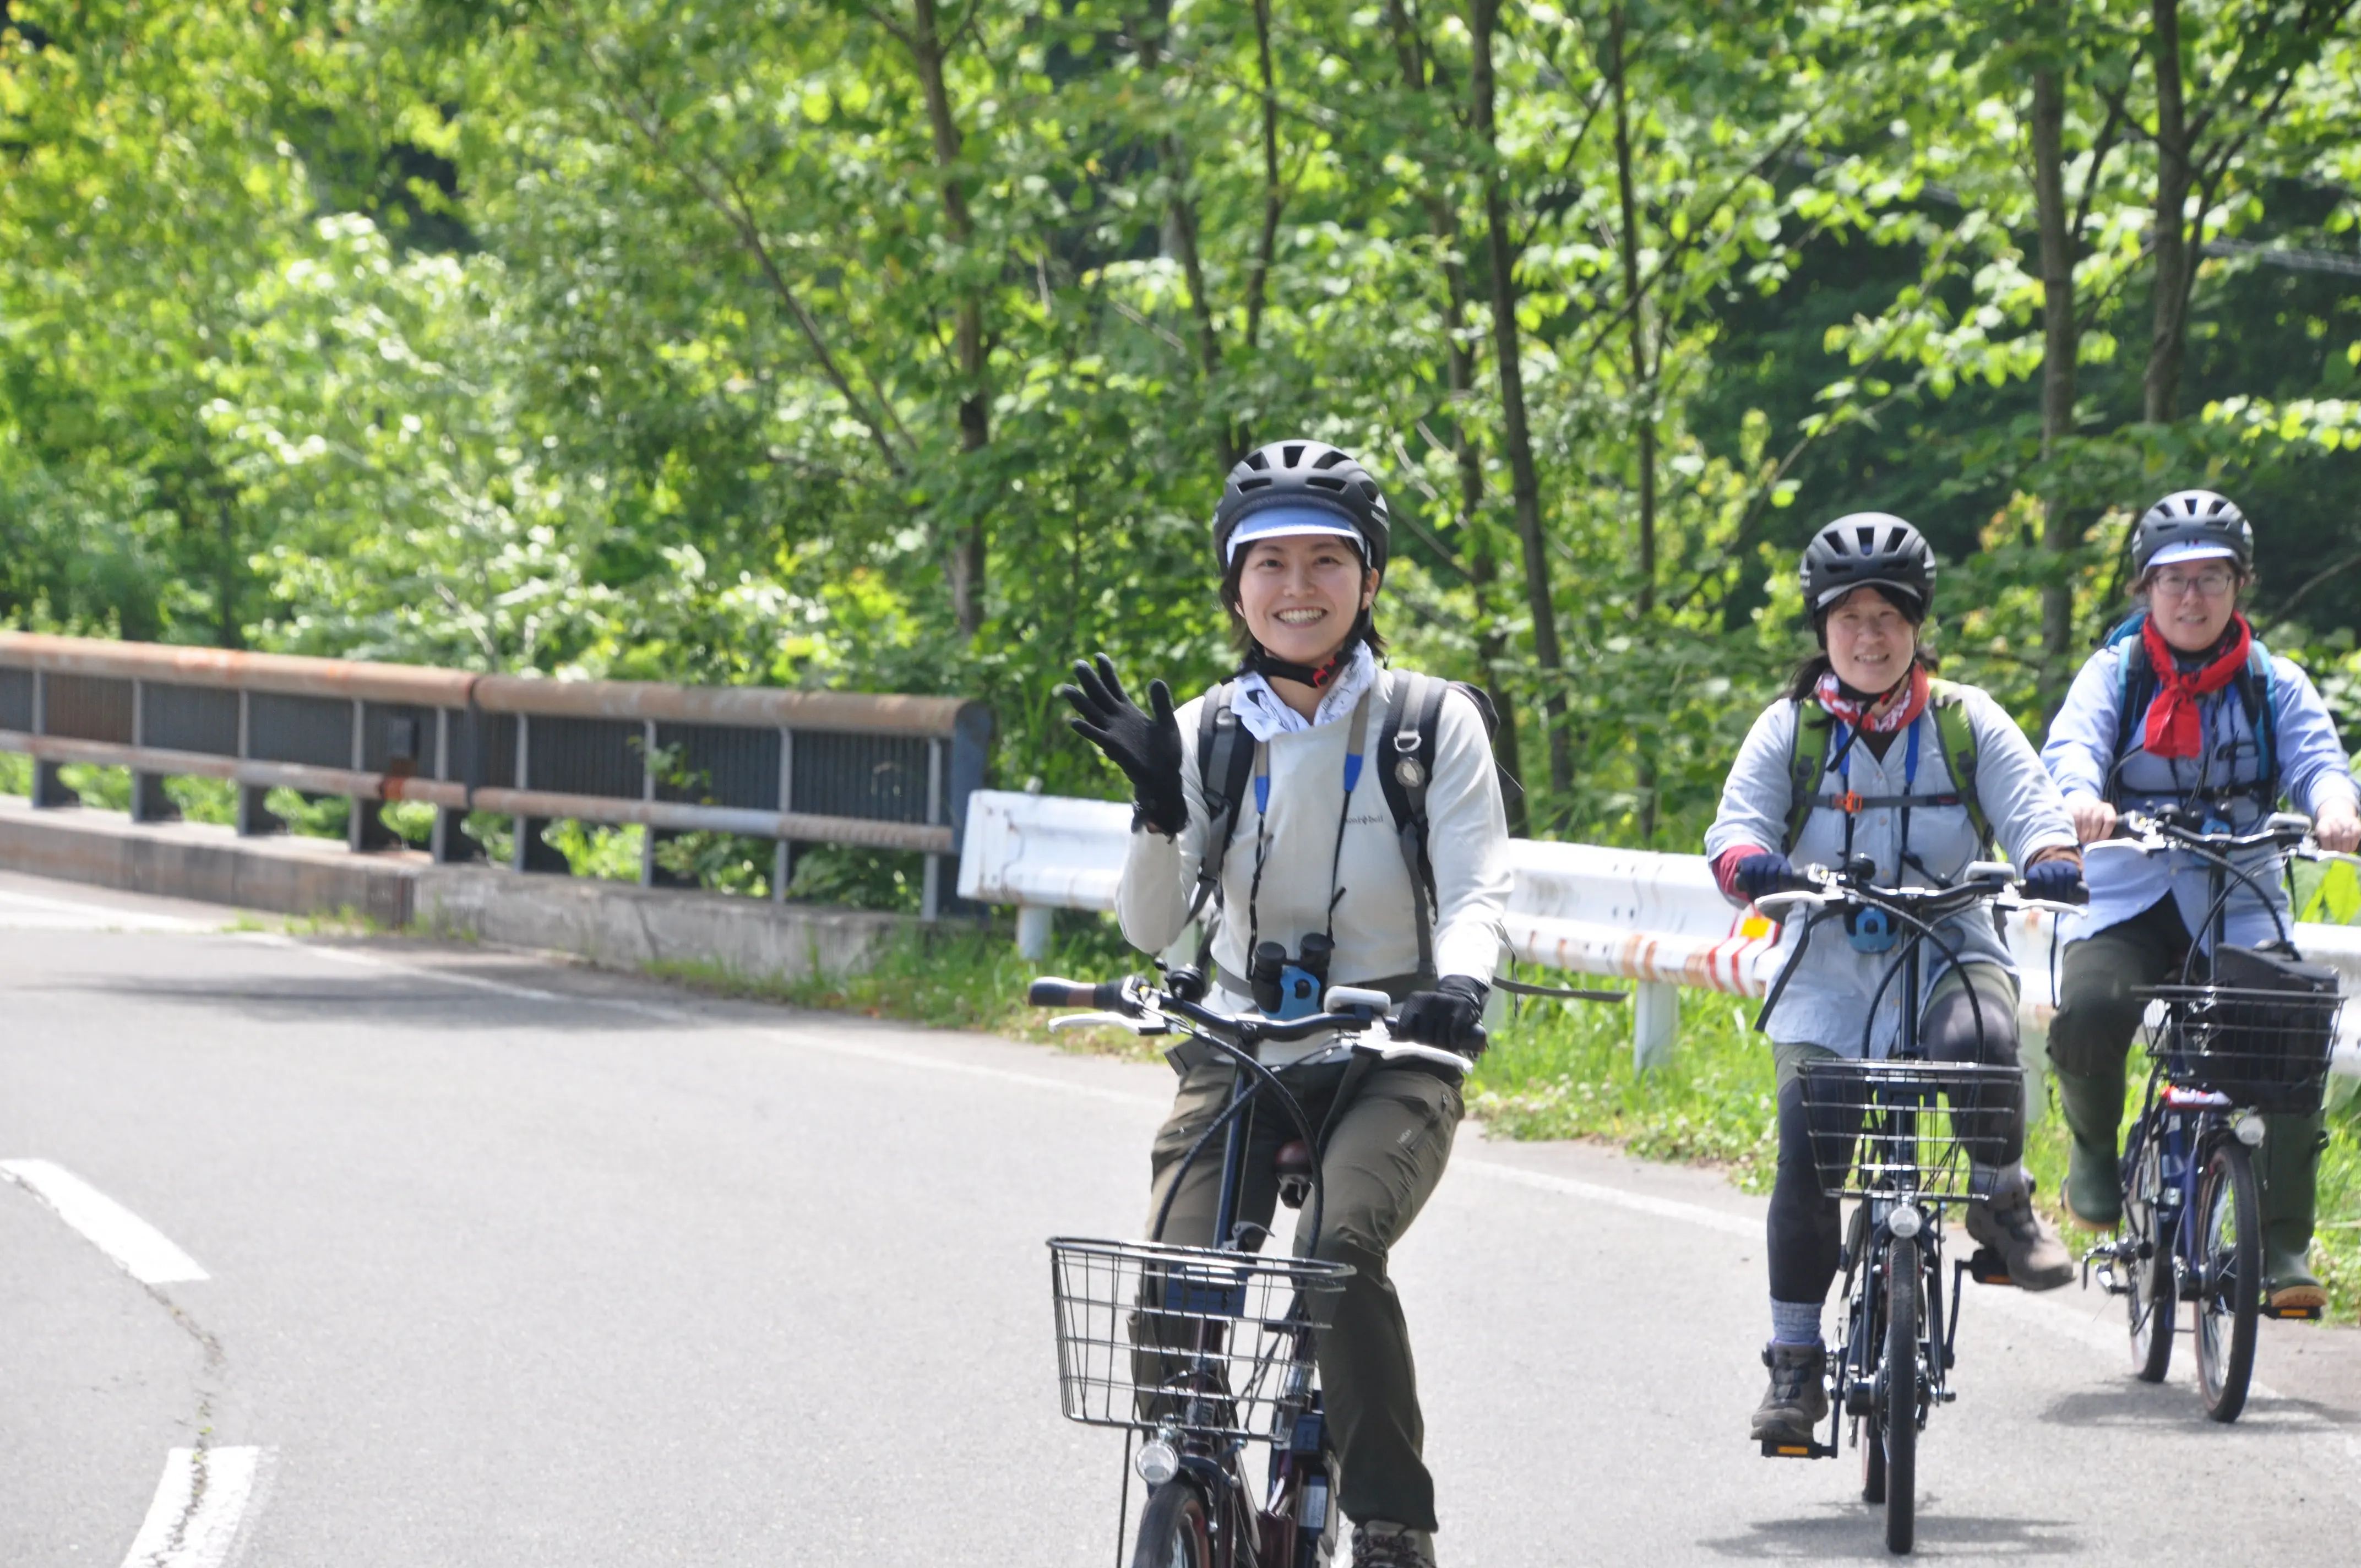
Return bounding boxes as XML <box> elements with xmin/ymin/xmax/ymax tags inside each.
<box><xmin>4</xmin><ymin>0</ymin><xmax>2357</xmax><ymax>851</ymax></box>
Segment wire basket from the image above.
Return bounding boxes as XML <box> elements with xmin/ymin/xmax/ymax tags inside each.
<box><xmin>1048</xmin><ymin>1237</ymin><xmax>1352</xmax><ymax>1439</ymax></box>
<box><xmin>1793</xmin><ymin>1058</ymin><xmax>2026</xmax><ymax>1204</ymax></box>
<box><xmin>2144</xmin><ymin>985</ymin><xmax>2343</xmax><ymax>1114</ymax></box>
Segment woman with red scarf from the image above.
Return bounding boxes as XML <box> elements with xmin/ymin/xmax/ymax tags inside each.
<box><xmin>2041</xmin><ymin>489</ymin><xmax>2361</xmax><ymax>1311</ymax></box>
<box><xmin>1705</xmin><ymin>515</ymin><xmax>2086</xmax><ymax>1447</ymax></box>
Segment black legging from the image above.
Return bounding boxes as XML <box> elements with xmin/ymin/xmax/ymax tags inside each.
<box><xmin>1766</xmin><ymin>970</ymin><xmax>2023</xmax><ymax>1303</ymax></box>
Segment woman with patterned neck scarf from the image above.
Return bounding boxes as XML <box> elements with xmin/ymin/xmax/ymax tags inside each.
<box><xmin>2040</xmin><ymin>490</ymin><xmax>2361</xmax><ymax>1313</ymax></box>
<box><xmin>1056</xmin><ymin>439</ymin><xmax>1510</xmax><ymax>1568</ymax></box>
<box><xmin>1705</xmin><ymin>515</ymin><xmax>2086</xmax><ymax>1449</ymax></box>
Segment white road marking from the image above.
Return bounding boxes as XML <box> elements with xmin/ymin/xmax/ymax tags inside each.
<box><xmin>0</xmin><ymin>888</ymin><xmax>209</xmax><ymax>932</ymax></box>
<box><xmin>246</xmin><ymin>934</ymin><xmax>1168</xmax><ymax>1108</ymax></box>
<box><xmin>0</xmin><ymin>1159</ymin><xmax>209</xmax><ymax>1284</ymax></box>
<box><xmin>119</xmin><ymin>1446</ymin><xmax>269</xmax><ymax>1568</ymax></box>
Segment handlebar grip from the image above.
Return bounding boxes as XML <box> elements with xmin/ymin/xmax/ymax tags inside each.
<box><xmin>1026</xmin><ymin>977</ymin><xmax>1127</xmax><ymax>1010</ymax></box>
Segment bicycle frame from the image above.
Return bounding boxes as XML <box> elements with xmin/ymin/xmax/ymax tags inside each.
<box><xmin>1036</xmin><ymin>974</ymin><xmax>1467</xmax><ymax>1568</ymax></box>
<box><xmin>1752</xmin><ymin>868</ymin><xmax>2052</xmax><ymax>1484</ymax></box>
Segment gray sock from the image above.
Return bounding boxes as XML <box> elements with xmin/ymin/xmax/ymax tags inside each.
<box><xmin>1770</xmin><ymin>1298</ymin><xmax>1822</xmax><ymax>1347</ymax></box>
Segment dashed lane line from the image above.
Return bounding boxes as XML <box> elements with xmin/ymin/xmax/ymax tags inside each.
<box><xmin>119</xmin><ymin>1446</ymin><xmax>270</xmax><ymax>1568</ymax></box>
<box><xmin>1</xmin><ymin>1159</ymin><xmax>209</xmax><ymax>1284</ymax></box>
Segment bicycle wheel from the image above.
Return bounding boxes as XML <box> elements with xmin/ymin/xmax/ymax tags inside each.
<box><xmin>2194</xmin><ymin>1139</ymin><xmax>2262</xmax><ymax>1424</ymax></box>
<box><xmin>1133</xmin><ymin>1479</ymin><xmax>1214</xmax><ymax>1568</ymax></box>
<box><xmin>1881</xmin><ymin>1237</ymin><xmax>1918</xmax><ymax>1556</ymax></box>
<box><xmin>2123</xmin><ymin>1119</ymin><xmax>2174</xmax><ymax>1384</ymax></box>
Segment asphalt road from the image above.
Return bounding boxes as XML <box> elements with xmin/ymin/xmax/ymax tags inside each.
<box><xmin>5</xmin><ymin>868</ymin><xmax>2361</xmax><ymax>1566</ymax></box>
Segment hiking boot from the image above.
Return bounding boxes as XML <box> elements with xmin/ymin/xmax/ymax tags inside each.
<box><xmin>1749</xmin><ymin>1342</ymin><xmax>1828</xmax><ymax>1445</ymax></box>
<box><xmin>1966</xmin><ymin>1173</ymin><xmax>2076</xmax><ymax>1291</ymax></box>
<box><xmin>1349</xmin><ymin>1520</ymin><xmax>1436</xmax><ymax>1568</ymax></box>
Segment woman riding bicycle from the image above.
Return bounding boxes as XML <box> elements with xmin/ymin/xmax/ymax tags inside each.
<box><xmin>1705</xmin><ymin>515</ymin><xmax>2085</xmax><ymax>1447</ymax></box>
<box><xmin>2039</xmin><ymin>489</ymin><xmax>2360</xmax><ymax>1313</ymax></box>
<box><xmin>1059</xmin><ymin>439</ymin><xmax>1509</xmax><ymax>1568</ymax></box>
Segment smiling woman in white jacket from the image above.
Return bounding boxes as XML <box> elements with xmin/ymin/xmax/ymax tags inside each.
<box><xmin>1059</xmin><ymin>439</ymin><xmax>1508</xmax><ymax>1568</ymax></box>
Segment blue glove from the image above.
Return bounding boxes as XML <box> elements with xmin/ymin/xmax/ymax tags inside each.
<box><xmin>2021</xmin><ymin>858</ymin><xmax>2087</xmax><ymax>906</ymax></box>
<box><xmin>1734</xmin><ymin>853</ymin><xmax>1799</xmax><ymax>902</ymax></box>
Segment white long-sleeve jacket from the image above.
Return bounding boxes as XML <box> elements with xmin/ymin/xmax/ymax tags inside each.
<box><xmin>1118</xmin><ymin>665</ymin><xmax>1510</xmax><ymax>1058</ymax></box>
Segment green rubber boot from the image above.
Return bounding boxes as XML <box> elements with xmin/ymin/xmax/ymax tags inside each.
<box><xmin>2258</xmin><ymin>1110</ymin><xmax>2325</xmax><ymax>1314</ymax></box>
<box><xmin>2051</xmin><ymin>1069</ymin><xmax>2124</xmax><ymax>1229</ymax></box>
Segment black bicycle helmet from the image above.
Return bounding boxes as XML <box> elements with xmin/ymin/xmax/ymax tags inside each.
<box><xmin>2132</xmin><ymin>489</ymin><xmax>2253</xmax><ymax>578</ymax></box>
<box><xmin>1799</xmin><ymin>513</ymin><xmax>1936</xmax><ymax>621</ymax></box>
<box><xmin>1210</xmin><ymin>439</ymin><xmax>1391</xmax><ymax>577</ymax></box>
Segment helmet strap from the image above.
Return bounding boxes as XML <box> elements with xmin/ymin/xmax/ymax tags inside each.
<box><xmin>1242</xmin><ymin>612</ymin><xmax>1369</xmax><ymax>689</ymax></box>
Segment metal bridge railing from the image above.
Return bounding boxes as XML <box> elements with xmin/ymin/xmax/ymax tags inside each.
<box><xmin>0</xmin><ymin>633</ymin><xmax>993</xmax><ymax>918</ymax></box>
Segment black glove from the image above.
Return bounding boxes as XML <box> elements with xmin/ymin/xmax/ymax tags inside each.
<box><xmin>1733</xmin><ymin>853</ymin><xmax>1799</xmax><ymax>903</ymax></box>
<box><xmin>1394</xmin><ymin>974</ymin><xmax>1489</xmax><ymax>1059</ymax></box>
<box><xmin>1058</xmin><ymin>653</ymin><xmax>1187</xmax><ymax>837</ymax></box>
<box><xmin>2021</xmin><ymin>858</ymin><xmax>2087</xmax><ymax>906</ymax></box>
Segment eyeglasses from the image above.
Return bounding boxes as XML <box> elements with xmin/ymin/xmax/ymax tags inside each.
<box><xmin>2150</xmin><ymin>567</ymin><xmax>2237</xmax><ymax>600</ymax></box>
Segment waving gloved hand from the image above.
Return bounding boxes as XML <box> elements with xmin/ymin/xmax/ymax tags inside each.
<box><xmin>2020</xmin><ymin>856</ymin><xmax>2088</xmax><ymax>907</ymax></box>
<box><xmin>1394</xmin><ymin>975</ymin><xmax>1490</xmax><ymax>1059</ymax></box>
<box><xmin>1733</xmin><ymin>853</ymin><xmax>1801</xmax><ymax>904</ymax></box>
<box><xmin>1058</xmin><ymin>654</ymin><xmax>1188</xmax><ymax>838</ymax></box>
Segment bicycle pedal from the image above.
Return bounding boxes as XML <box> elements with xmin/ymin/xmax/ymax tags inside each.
<box><xmin>1965</xmin><ymin>1246</ymin><xmax>2015</xmax><ymax>1287</ymax></box>
<box><xmin>2268</xmin><ymin>1304</ymin><xmax>2324</xmax><ymax>1322</ymax></box>
<box><xmin>1758</xmin><ymin>1438</ymin><xmax>1834</xmax><ymax>1460</ymax></box>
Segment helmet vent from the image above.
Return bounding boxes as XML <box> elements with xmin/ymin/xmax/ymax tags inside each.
<box><xmin>1313</xmin><ymin>449</ymin><xmax>1347</xmax><ymax>470</ymax></box>
<box><xmin>1281</xmin><ymin>443</ymin><xmax>1307</xmax><ymax>467</ymax></box>
<box><xmin>1854</xmin><ymin>525</ymin><xmax>1878</xmax><ymax>552</ymax></box>
<box><xmin>1236</xmin><ymin>476</ymin><xmax>1273</xmax><ymax>493</ymax></box>
<box><xmin>1307</xmin><ymin>475</ymin><xmax>1347</xmax><ymax>492</ymax></box>
<box><xmin>1245</xmin><ymin>451</ymin><xmax>1270</xmax><ymax>471</ymax></box>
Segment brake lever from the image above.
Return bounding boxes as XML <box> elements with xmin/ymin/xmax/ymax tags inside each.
<box><xmin>1047</xmin><ymin>1011</ymin><xmax>1171</xmax><ymax>1037</ymax></box>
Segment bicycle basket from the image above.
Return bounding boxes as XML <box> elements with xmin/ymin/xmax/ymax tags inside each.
<box><xmin>1793</xmin><ymin>1058</ymin><xmax>2025</xmax><ymax>1204</ymax></box>
<box><xmin>2144</xmin><ymin>967</ymin><xmax>2341</xmax><ymax>1114</ymax></box>
<box><xmin>1047</xmin><ymin>1237</ymin><xmax>1352</xmax><ymax>1439</ymax></box>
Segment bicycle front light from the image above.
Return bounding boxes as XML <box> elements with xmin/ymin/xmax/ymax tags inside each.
<box><xmin>1136</xmin><ymin>1437</ymin><xmax>1180</xmax><ymax>1485</ymax></box>
<box><xmin>1887</xmin><ymin>1204</ymin><xmax>1923</xmax><ymax>1240</ymax></box>
<box><xmin>2234</xmin><ymin>1113</ymin><xmax>2266</xmax><ymax>1147</ymax></box>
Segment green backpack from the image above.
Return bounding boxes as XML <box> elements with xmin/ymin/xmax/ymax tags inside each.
<box><xmin>1782</xmin><ymin>678</ymin><xmax>1993</xmax><ymax>855</ymax></box>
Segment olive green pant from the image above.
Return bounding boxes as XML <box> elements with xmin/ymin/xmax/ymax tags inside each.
<box><xmin>1147</xmin><ymin>1054</ymin><xmax>1462</xmax><ymax>1534</ymax></box>
<box><xmin>2049</xmin><ymin>896</ymin><xmax>2321</xmax><ymax>1252</ymax></box>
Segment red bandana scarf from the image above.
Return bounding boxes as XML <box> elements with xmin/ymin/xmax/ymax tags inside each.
<box><xmin>2140</xmin><ymin>613</ymin><xmax>2252</xmax><ymax>760</ymax></box>
<box><xmin>1815</xmin><ymin>663</ymin><xmax>1929</xmax><ymax>737</ymax></box>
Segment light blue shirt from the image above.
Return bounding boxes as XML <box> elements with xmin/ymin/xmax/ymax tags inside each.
<box><xmin>1705</xmin><ymin>684</ymin><xmax>2077</xmax><ymax>1057</ymax></box>
<box><xmin>2041</xmin><ymin>637</ymin><xmax>2359</xmax><ymax>950</ymax></box>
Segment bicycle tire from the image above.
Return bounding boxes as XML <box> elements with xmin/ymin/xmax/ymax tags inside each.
<box><xmin>1133</xmin><ymin>1479</ymin><xmax>1214</xmax><ymax>1568</ymax></box>
<box><xmin>1882</xmin><ymin>1237</ymin><xmax>1918</xmax><ymax>1556</ymax></box>
<box><xmin>2194</xmin><ymin>1139</ymin><xmax>2262</xmax><ymax>1424</ymax></box>
<box><xmin>2123</xmin><ymin>1120</ymin><xmax>2174</xmax><ymax>1384</ymax></box>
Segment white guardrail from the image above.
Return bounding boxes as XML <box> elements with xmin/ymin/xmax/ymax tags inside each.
<box><xmin>959</xmin><ymin>789</ymin><xmax>2361</xmax><ymax>1078</ymax></box>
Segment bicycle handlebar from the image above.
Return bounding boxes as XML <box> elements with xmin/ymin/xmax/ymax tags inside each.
<box><xmin>2093</xmin><ymin>808</ymin><xmax>2315</xmax><ymax>861</ymax></box>
<box><xmin>1026</xmin><ymin>977</ymin><xmax>1130</xmax><ymax>1010</ymax></box>
<box><xmin>1026</xmin><ymin>975</ymin><xmax>1476</xmax><ymax>1075</ymax></box>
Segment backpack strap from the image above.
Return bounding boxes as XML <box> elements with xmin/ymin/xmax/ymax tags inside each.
<box><xmin>1186</xmin><ymin>684</ymin><xmax>1256</xmax><ymax>964</ymax></box>
<box><xmin>1376</xmin><ymin>671</ymin><xmax>1450</xmax><ymax>988</ymax></box>
<box><xmin>1783</xmin><ymin>699</ymin><xmax>1838</xmax><ymax>854</ymax></box>
<box><xmin>1925</xmin><ymin>679</ymin><xmax>1993</xmax><ymax>853</ymax></box>
<box><xmin>2242</xmin><ymin>641</ymin><xmax>2278</xmax><ymax>801</ymax></box>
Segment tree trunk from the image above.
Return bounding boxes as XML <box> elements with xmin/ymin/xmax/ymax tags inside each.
<box><xmin>1609</xmin><ymin>3</ymin><xmax>1658</xmax><ymax>840</ymax></box>
<box><xmin>1385</xmin><ymin>0</ymin><xmax>1527</xmax><ymax>830</ymax></box>
<box><xmin>907</xmin><ymin>0</ymin><xmax>991</xmax><ymax>638</ymax></box>
<box><xmin>2142</xmin><ymin>0</ymin><xmax>2191</xmax><ymax>424</ymax></box>
<box><xmin>1472</xmin><ymin>0</ymin><xmax>1571</xmax><ymax>801</ymax></box>
<box><xmin>2031</xmin><ymin>21</ymin><xmax>2079</xmax><ymax>700</ymax></box>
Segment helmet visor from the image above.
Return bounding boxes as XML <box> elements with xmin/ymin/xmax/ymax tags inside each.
<box><xmin>1224</xmin><ymin>505</ymin><xmax>1368</xmax><ymax>564</ymax></box>
<box><xmin>2145</xmin><ymin>541</ymin><xmax>2238</xmax><ymax>569</ymax></box>
<box><xmin>1811</xmin><ymin>578</ymin><xmax>1927</xmax><ymax>619</ymax></box>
